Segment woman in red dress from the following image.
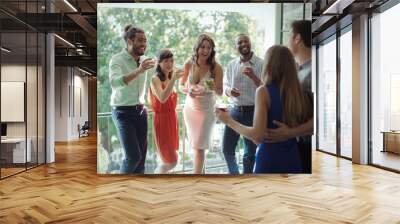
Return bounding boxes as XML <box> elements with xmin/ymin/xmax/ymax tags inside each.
<box><xmin>149</xmin><ymin>49</ymin><xmax>183</xmax><ymax>173</ymax></box>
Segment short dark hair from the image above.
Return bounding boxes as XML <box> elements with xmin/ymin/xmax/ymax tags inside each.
<box><xmin>123</xmin><ymin>24</ymin><xmax>144</xmax><ymax>43</ymax></box>
<box><xmin>291</xmin><ymin>20</ymin><xmax>311</xmax><ymax>48</ymax></box>
<box><xmin>234</xmin><ymin>34</ymin><xmax>251</xmax><ymax>47</ymax></box>
<box><xmin>235</xmin><ymin>33</ymin><xmax>249</xmax><ymax>42</ymax></box>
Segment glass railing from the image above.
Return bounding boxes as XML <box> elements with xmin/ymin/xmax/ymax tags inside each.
<box><xmin>97</xmin><ymin>104</ymin><xmax>245</xmax><ymax>174</ymax></box>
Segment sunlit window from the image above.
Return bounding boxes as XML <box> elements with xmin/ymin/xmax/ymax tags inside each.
<box><xmin>317</xmin><ymin>37</ymin><xmax>337</xmax><ymax>154</ymax></box>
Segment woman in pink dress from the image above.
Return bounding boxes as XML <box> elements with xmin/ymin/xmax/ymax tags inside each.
<box><xmin>180</xmin><ymin>34</ymin><xmax>223</xmax><ymax>174</ymax></box>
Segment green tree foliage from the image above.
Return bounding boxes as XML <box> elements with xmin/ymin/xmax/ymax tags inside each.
<box><xmin>97</xmin><ymin>7</ymin><xmax>260</xmax><ymax>173</ymax></box>
<box><xmin>97</xmin><ymin>7</ymin><xmax>259</xmax><ymax>113</ymax></box>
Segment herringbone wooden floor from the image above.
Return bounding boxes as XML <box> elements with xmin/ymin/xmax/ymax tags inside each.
<box><xmin>1</xmin><ymin>135</ymin><xmax>400</xmax><ymax>224</ymax></box>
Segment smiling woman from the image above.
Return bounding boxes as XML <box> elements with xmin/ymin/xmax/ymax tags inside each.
<box><xmin>97</xmin><ymin>2</ymin><xmax>311</xmax><ymax>175</ymax></box>
<box><xmin>180</xmin><ymin>34</ymin><xmax>223</xmax><ymax>174</ymax></box>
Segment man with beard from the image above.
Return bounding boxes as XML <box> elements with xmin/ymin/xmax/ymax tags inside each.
<box><xmin>222</xmin><ymin>34</ymin><xmax>263</xmax><ymax>174</ymax></box>
<box><xmin>109</xmin><ymin>25</ymin><xmax>155</xmax><ymax>174</ymax></box>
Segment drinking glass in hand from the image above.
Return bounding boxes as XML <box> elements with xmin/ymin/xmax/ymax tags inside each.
<box><xmin>216</xmin><ymin>103</ymin><xmax>228</xmax><ymax>112</ymax></box>
<box><xmin>241</xmin><ymin>62</ymin><xmax>251</xmax><ymax>75</ymax></box>
<box><xmin>204</xmin><ymin>78</ymin><xmax>214</xmax><ymax>91</ymax></box>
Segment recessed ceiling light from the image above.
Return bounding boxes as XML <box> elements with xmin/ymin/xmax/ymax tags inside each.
<box><xmin>63</xmin><ymin>0</ymin><xmax>78</xmax><ymax>12</ymax></box>
<box><xmin>323</xmin><ymin>0</ymin><xmax>354</xmax><ymax>15</ymax></box>
<box><xmin>54</xmin><ymin>34</ymin><xmax>75</xmax><ymax>48</ymax></box>
<box><xmin>1</xmin><ymin>47</ymin><xmax>11</xmax><ymax>53</ymax></box>
<box><xmin>78</xmin><ymin>67</ymin><xmax>92</xmax><ymax>76</ymax></box>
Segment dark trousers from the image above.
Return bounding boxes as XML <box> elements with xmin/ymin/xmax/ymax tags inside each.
<box><xmin>222</xmin><ymin>107</ymin><xmax>257</xmax><ymax>174</ymax></box>
<box><xmin>298</xmin><ymin>136</ymin><xmax>311</xmax><ymax>173</ymax></box>
<box><xmin>112</xmin><ymin>106</ymin><xmax>147</xmax><ymax>174</ymax></box>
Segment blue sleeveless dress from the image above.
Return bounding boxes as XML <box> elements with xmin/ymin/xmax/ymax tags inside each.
<box><xmin>254</xmin><ymin>84</ymin><xmax>303</xmax><ymax>173</ymax></box>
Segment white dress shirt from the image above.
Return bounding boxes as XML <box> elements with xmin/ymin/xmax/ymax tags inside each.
<box><xmin>223</xmin><ymin>53</ymin><xmax>264</xmax><ymax>106</ymax></box>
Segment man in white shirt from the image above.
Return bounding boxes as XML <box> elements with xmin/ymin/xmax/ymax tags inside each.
<box><xmin>222</xmin><ymin>34</ymin><xmax>263</xmax><ymax>174</ymax></box>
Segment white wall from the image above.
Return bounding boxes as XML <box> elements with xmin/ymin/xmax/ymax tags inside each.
<box><xmin>1</xmin><ymin>63</ymin><xmax>46</xmax><ymax>164</ymax></box>
<box><xmin>1</xmin><ymin>65</ymin><xmax>25</xmax><ymax>81</ymax></box>
<box><xmin>55</xmin><ymin>67</ymin><xmax>89</xmax><ymax>141</ymax></box>
<box><xmin>55</xmin><ymin>67</ymin><xmax>68</xmax><ymax>141</ymax></box>
<box><xmin>1</xmin><ymin>65</ymin><xmax>39</xmax><ymax>137</ymax></box>
<box><xmin>74</xmin><ymin>73</ymin><xmax>89</xmax><ymax>134</ymax></box>
<box><xmin>1</xmin><ymin>65</ymin><xmax>26</xmax><ymax>139</ymax></box>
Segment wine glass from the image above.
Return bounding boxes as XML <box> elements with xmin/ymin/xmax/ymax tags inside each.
<box><xmin>204</xmin><ymin>77</ymin><xmax>214</xmax><ymax>91</ymax></box>
<box><xmin>241</xmin><ymin>61</ymin><xmax>251</xmax><ymax>75</ymax></box>
<box><xmin>232</xmin><ymin>87</ymin><xmax>240</xmax><ymax>94</ymax></box>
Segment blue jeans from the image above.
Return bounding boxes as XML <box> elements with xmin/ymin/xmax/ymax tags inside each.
<box><xmin>112</xmin><ymin>106</ymin><xmax>147</xmax><ymax>174</ymax></box>
<box><xmin>222</xmin><ymin>107</ymin><xmax>257</xmax><ymax>174</ymax></box>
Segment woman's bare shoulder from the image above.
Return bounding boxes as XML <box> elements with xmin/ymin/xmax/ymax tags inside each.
<box><xmin>256</xmin><ymin>85</ymin><xmax>268</xmax><ymax>98</ymax></box>
<box><xmin>151</xmin><ymin>75</ymin><xmax>161</xmax><ymax>84</ymax></box>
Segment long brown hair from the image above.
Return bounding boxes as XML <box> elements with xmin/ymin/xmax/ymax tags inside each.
<box><xmin>191</xmin><ymin>33</ymin><xmax>216</xmax><ymax>74</ymax></box>
<box><xmin>262</xmin><ymin>45</ymin><xmax>312</xmax><ymax>127</ymax></box>
<box><xmin>156</xmin><ymin>49</ymin><xmax>173</xmax><ymax>81</ymax></box>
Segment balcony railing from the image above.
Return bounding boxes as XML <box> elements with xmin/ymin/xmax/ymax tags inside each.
<box><xmin>97</xmin><ymin>104</ymin><xmax>246</xmax><ymax>174</ymax></box>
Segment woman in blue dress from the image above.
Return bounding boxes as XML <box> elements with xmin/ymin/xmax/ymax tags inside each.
<box><xmin>216</xmin><ymin>45</ymin><xmax>312</xmax><ymax>173</ymax></box>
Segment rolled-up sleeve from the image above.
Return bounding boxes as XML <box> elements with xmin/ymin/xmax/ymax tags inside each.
<box><xmin>109</xmin><ymin>58</ymin><xmax>126</xmax><ymax>89</ymax></box>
